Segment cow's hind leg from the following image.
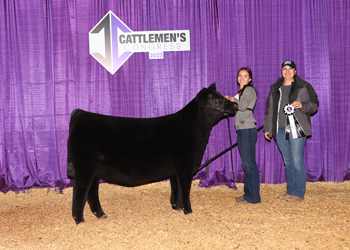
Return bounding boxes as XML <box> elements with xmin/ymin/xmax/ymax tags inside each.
<box><xmin>72</xmin><ymin>165</ymin><xmax>98</xmax><ymax>225</ymax></box>
<box><xmin>72</xmin><ymin>176</ymin><xmax>90</xmax><ymax>225</ymax></box>
<box><xmin>170</xmin><ymin>176</ymin><xmax>182</xmax><ymax>210</ymax></box>
<box><xmin>87</xmin><ymin>176</ymin><xmax>107</xmax><ymax>219</ymax></box>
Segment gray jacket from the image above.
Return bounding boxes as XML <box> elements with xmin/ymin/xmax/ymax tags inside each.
<box><xmin>233</xmin><ymin>86</ymin><xmax>257</xmax><ymax>131</ymax></box>
<box><xmin>263</xmin><ymin>75</ymin><xmax>319</xmax><ymax>139</ymax></box>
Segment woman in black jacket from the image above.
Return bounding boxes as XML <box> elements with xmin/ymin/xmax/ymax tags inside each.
<box><xmin>263</xmin><ymin>61</ymin><xmax>319</xmax><ymax>202</ymax></box>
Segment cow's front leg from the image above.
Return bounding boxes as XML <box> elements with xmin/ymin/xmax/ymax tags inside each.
<box><xmin>178</xmin><ymin>173</ymin><xmax>193</xmax><ymax>215</ymax></box>
<box><xmin>87</xmin><ymin>176</ymin><xmax>107</xmax><ymax>219</ymax></box>
<box><xmin>170</xmin><ymin>176</ymin><xmax>182</xmax><ymax>210</ymax></box>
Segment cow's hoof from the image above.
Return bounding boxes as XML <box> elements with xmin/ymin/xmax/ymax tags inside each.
<box><xmin>184</xmin><ymin>209</ymin><xmax>192</xmax><ymax>215</ymax></box>
<box><xmin>171</xmin><ymin>204</ymin><xmax>182</xmax><ymax>211</ymax></box>
<box><xmin>73</xmin><ymin>216</ymin><xmax>85</xmax><ymax>225</ymax></box>
<box><xmin>98</xmin><ymin>214</ymin><xmax>108</xmax><ymax>219</ymax></box>
<box><xmin>94</xmin><ymin>211</ymin><xmax>107</xmax><ymax>219</ymax></box>
<box><xmin>75</xmin><ymin>220</ymin><xmax>85</xmax><ymax>225</ymax></box>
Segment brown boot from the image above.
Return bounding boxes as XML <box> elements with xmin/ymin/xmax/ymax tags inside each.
<box><xmin>280</xmin><ymin>193</ymin><xmax>290</xmax><ymax>199</ymax></box>
<box><xmin>286</xmin><ymin>196</ymin><xmax>304</xmax><ymax>202</ymax></box>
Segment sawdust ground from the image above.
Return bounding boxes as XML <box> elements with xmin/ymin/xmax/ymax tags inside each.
<box><xmin>0</xmin><ymin>180</ymin><xmax>349</xmax><ymax>249</ymax></box>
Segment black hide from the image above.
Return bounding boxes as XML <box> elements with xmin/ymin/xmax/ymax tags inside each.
<box><xmin>67</xmin><ymin>83</ymin><xmax>238</xmax><ymax>224</ymax></box>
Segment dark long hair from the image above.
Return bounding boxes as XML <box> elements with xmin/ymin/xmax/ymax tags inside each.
<box><xmin>237</xmin><ymin>67</ymin><xmax>256</xmax><ymax>97</ymax></box>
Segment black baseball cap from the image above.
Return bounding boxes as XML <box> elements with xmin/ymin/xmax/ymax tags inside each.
<box><xmin>281</xmin><ymin>61</ymin><xmax>296</xmax><ymax>69</ymax></box>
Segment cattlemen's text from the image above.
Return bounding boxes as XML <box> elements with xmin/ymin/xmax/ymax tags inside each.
<box><xmin>119</xmin><ymin>32</ymin><xmax>187</xmax><ymax>44</ymax></box>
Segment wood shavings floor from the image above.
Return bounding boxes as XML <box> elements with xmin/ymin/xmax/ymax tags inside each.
<box><xmin>0</xmin><ymin>180</ymin><xmax>349</xmax><ymax>249</ymax></box>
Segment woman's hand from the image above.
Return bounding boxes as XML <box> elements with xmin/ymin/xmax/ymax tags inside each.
<box><xmin>292</xmin><ymin>101</ymin><xmax>302</xmax><ymax>109</ymax></box>
<box><xmin>224</xmin><ymin>95</ymin><xmax>234</xmax><ymax>102</ymax></box>
<box><xmin>264</xmin><ymin>132</ymin><xmax>271</xmax><ymax>141</ymax></box>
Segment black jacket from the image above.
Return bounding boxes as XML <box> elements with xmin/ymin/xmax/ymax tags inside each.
<box><xmin>264</xmin><ymin>75</ymin><xmax>319</xmax><ymax>139</ymax></box>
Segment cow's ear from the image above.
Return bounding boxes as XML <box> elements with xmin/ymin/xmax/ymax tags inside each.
<box><xmin>208</xmin><ymin>83</ymin><xmax>216</xmax><ymax>91</ymax></box>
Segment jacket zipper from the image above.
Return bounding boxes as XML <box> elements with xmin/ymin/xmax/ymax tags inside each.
<box><xmin>276</xmin><ymin>87</ymin><xmax>282</xmax><ymax>134</ymax></box>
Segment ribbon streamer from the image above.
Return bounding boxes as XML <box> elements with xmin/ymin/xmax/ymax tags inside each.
<box><xmin>283</xmin><ymin>104</ymin><xmax>305</xmax><ymax>140</ymax></box>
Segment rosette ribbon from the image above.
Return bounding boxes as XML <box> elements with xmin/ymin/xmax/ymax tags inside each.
<box><xmin>283</xmin><ymin>104</ymin><xmax>305</xmax><ymax>140</ymax></box>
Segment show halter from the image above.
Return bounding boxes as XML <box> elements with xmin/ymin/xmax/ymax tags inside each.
<box><xmin>226</xmin><ymin>116</ymin><xmax>235</xmax><ymax>184</ymax></box>
<box><xmin>195</xmin><ymin>120</ymin><xmax>264</xmax><ymax>178</ymax></box>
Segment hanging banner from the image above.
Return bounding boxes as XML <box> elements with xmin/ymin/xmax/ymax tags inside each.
<box><xmin>89</xmin><ymin>11</ymin><xmax>190</xmax><ymax>74</ymax></box>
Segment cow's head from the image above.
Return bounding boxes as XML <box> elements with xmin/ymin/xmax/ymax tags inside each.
<box><xmin>197</xmin><ymin>83</ymin><xmax>238</xmax><ymax>125</ymax></box>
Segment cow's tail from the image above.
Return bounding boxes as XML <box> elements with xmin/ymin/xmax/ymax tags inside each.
<box><xmin>67</xmin><ymin>109</ymin><xmax>83</xmax><ymax>179</ymax></box>
<box><xmin>67</xmin><ymin>162</ymin><xmax>75</xmax><ymax>179</ymax></box>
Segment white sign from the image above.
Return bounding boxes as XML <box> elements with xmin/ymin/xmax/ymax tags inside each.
<box><xmin>89</xmin><ymin>11</ymin><xmax>191</xmax><ymax>74</ymax></box>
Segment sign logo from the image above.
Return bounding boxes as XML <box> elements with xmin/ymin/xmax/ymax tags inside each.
<box><xmin>89</xmin><ymin>11</ymin><xmax>190</xmax><ymax>74</ymax></box>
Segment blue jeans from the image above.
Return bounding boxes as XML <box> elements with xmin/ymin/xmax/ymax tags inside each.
<box><xmin>276</xmin><ymin>129</ymin><xmax>306</xmax><ymax>199</ymax></box>
<box><xmin>237</xmin><ymin>128</ymin><xmax>261</xmax><ymax>203</ymax></box>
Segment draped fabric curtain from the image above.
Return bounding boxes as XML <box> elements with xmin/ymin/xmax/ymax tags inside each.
<box><xmin>1</xmin><ymin>0</ymin><xmax>349</xmax><ymax>192</ymax></box>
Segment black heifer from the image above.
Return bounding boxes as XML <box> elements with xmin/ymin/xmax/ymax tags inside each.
<box><xmin>67</xmin><ymin>83</ymin><xmax>238</xmax><ymax>224</ymax></box>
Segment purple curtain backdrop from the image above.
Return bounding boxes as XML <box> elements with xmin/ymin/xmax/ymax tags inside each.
<box><xmin>0</xmin><ymin>1</ymin><xmax>349</xmax><ymax>192</ymax></box>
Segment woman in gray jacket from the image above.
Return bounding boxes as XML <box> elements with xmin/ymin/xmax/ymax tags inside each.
<box><xmin>226</xmin><ymin>67</ymin><xmax>261</xmax><ymax>204</ymax></box>
<box><xmin>264</xmin><ymin>61</ymin><xmax>319</xmax><ymax>202</ymax></box>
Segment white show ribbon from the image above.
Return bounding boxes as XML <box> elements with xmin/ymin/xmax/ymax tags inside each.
<box><xmin>283</xmin><ymin>104</ymin><xmax>305</xmax><ymax>140</ymax></box>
